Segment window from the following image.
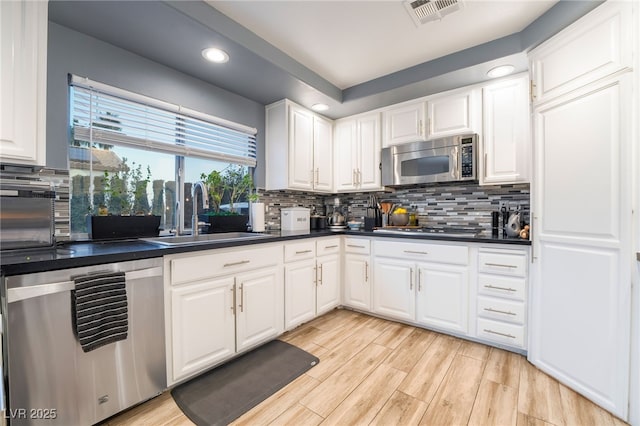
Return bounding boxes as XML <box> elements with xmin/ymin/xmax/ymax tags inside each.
<box><xmin>68</xmin><ymin>76</ymin><xmax>257</xmax><ymax>238</ymax></box>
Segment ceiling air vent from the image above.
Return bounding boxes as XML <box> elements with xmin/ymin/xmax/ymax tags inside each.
<box><xmin>404</xmin><ymin>0</ymin><xmax>463</xmax><ymax>26</ymax></box>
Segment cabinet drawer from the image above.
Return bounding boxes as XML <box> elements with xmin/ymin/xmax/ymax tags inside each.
<box><xmin>478</xmin><ymin>249</ymin><xmax>527</xmax><ymax>277</ymax></box>
<box><xmin>477</xmin><ymin>296</ymin><xmax>525</xmax><ymax>325</ymax></box>
<box><xmin>171</xmin><ymin>245</ymin><xmax>281</xmax><ymax>285</ymax></box>
<box><xmin>316</xmin><ymin>237</ymin><xmax>341</xmax><ymax>256</ymax></box>
<box><xmin>478</xmin><ymin>274</ymin><xmax>526</xmax><ymax>301</ymax></box>
<box><xmin>284</xmin><ymin>240</ymin><xmax>316</xmax><ymax>262</ymax></box>
<box><xmin>344</xmin><ymin>237</ymin><xmax>370</xmax><ymax>255</ymax></box>
<box><xmin>374</xmin><ymin>240</ymin><xmax>468</xmax><ymax>265</ymax></box>
<box><xmin>477</xmin><ymin>318</ymin><xmax>525</xmax><ymax>348</ymax></box>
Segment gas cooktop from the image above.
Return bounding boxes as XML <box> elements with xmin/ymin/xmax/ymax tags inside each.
<box><xmin>372</xmin><ymin>227</ymin><xmax>481</xmax><ymax>238</ymax></box>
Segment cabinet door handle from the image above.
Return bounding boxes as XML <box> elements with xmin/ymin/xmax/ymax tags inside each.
<box><xmin>484</xmin><ymin>307</ymin><xmax>516</xmax><ymax>316</ymax></box>
<box><xmin>319</xmin><ymin>264</ymin><xmax>323</xmax><ymax>285</ymax></box>
<box><xmin>231</xmin><ymin>283</ymin><xmax>236</xmax><ymax>315</ymax></box>
<box><xmin>352</xmin><ymin>169</ymin><xmax>356</xmax><ymax>186</ymax></box>
<box><xmin>483</xmin><ymin>329</ymin><xmax>516</xmax><ymax>339</ymax></box>
<box><xmin>419</xmin><ymin>119</ymin><xmax>423</xmax><ymax>136</ymax></box>
<box><xmin>410</xmin><ymin>268</ymin><xmax>413</xmax><ymax>290</ymax></box>
<box><xmin>530</xmin><ymin>80</ymin><xmax>536</xmax><ymax>102</ymax></box>
<box><xmin>484</xmin><ymin>262</ymin><xmax>517</xmax><ymax>269</ymax></box>
<box><xmin>296</xmin><ymin>249</ymin><xmax>313</xmax><ymax>254</ymax></box>
<box><xmin>315</xmin><ymin>168</ymin><xmax>319</xmax><ymax>185</ymax></box>
<box><xmin>314</xmin><ymin>266</ymin><xmax>318</xmax><ymax>286</ymax></box>
<box><xmin>239</xmin><ymin>283</ymin><xmax>244</xmax><ymax>313</ymax></box>
<box><xmin>224</xmin><ymin>260</ymin><xmax>250</xmax><ymax>267</ymax></box>
<box><xmin>484</xmin><ymin>284</ymin><xmax>517</xmax><ymax>292</ymax></box>
<box><xmin>418</xmin><ymin>269</ymin><xmax>422</xmax><ymax>292</ymax></box>
<box><xmin>357</xmin><ymin>169</ymin><xmax>362</xmax><ymax>186</ymax></box>
<box><xmin>404</xmin><ymin>250</ymin><xmax>428</xmax><ymax>255</ymax></box>
<box><xmin>484</xmin><ymin>152</ymin><xmax>488</xmax><ymax>178</ymax></box>
<box><xmin>365</xmin><ymin>262</ymin><xmax>369</xmax><ymax>282</ymax></box>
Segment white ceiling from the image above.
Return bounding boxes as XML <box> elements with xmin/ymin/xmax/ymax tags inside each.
<box><xmin>209</xmin><ymin>0</ymin><xmax>558</xmax><ymax>90</ymax></box>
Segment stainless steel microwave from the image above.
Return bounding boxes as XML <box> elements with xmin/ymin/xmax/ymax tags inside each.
<box><xmin>381</xmin><ymin>134</ymin><xmax>478</xmax><ymax>186</ymax></box>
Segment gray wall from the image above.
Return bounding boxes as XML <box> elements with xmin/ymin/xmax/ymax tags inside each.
<box><xmin>46</xmin><ymin>22</ymin><xmax>267</xmax><ymax>186</ymax></box>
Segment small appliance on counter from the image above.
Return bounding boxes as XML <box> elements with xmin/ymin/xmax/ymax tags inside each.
<box><xmin>0</xmin><ymin>178</ymin><xmax>56</xmax><ymax>250</ymax></box>
<box><xmin>280</xmin><ymin>207</ymin><xmax>310</xmax><ymax>232</ymax></box>
<box><xmin>327</xmin><ymin>197</ymin><xmax>347</xmax><ymax>231</ymax></box>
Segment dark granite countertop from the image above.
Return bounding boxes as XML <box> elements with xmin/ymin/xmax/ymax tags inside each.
<box><xmin>1</xmin><ymin>229</ymin><xmax>530</xmax><ymax>276</ymax></box>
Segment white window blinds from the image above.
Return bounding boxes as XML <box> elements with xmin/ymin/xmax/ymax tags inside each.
<box><xmin>70</xmin><ymin>75</ymin><xmax>257</xmax><ymax>167</ymax></box>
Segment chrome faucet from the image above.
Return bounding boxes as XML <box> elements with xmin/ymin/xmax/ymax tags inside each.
<box><xmin>192</xmin><ymin>181</ymin><xmax>209</xmax><ymax>236</ymax></box>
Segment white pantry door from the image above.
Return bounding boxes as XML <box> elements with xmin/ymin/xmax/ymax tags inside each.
<box><xmin>529</xmin><ymin>74</ymin><xmax>632</xmax><ymax>418</ymax></box>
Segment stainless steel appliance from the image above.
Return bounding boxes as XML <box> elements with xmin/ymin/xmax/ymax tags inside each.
<box><xmin>0</xmin><ymin>180</ymin><xmax>55</xmax><ymax>250</ymax></box>
<box><xmin>381</xmin><ymin>134</ymin><xmax>478</xmax><ymax>186</ymax></box>
<box><xmin>3</xmin><ymin>258</ymin><xmax>165</xmax><ymax>425</ymax></box>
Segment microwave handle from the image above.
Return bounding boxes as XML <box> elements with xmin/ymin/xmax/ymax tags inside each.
<box><xmin>451</xmin><ymin>147</ymin><xmax>459</xmax><ymax>179</ymax></box>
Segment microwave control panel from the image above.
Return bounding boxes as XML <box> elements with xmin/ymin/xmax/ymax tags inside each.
<box><xmin>460</xmin><ymin>137</ymin><xmax>475</xmax><ymax>179</ymax></box>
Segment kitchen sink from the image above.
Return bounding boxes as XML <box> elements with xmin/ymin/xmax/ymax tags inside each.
<box><xmin>141</xmin><ymin>232</ymin><xmax>271</xmax><ymax>247</ymax></box>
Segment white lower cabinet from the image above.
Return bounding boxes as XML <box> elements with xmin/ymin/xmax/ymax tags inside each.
<box><xmin>343</xmin><ymin>238</ymin><xmax>372</xmax><ymax>311</ymax></box>
<box><xmin>474</xmin><ymin>247</ymin><xmax>528</xmax><ymax>350</ymax></box>
<box><xmin>166</xmin><ymin>244</ymin><xmax>284</xmax><ymax>385</ymax></box>
<box><xmin>235</xmin><ymin>266</ymin><xmax>283</xmax><ymax>352</ymax></box>
<box><xmin>316</xmin><ymin>253</ymin><xmax>340</xmax><ymax>315</ymax></box>
<box><xmin>373</xmin><ymin>240</ymin><xmax>469</xmax><ymax>334</ymax></box>
<box><xmin>373</xmin><ymin>259</ymin><xmax>415</xmax><ymax>321</ymax></box>
<box><xmin>284</xmin><ymin>237</ymin><xmax>342</xmax><ymax>329</ymax></box>
<box><xmin>416</xmin><ymin>263</ymin><xmax>468</xmax><ymax>334</ymax></box>
<box><xmin>284</xmin><ymin>258</ymin><xmax>317</xmax><ymax>330</ymax></box>
<box><xmin>170</xmin><ymin>276</ymin><xmax>235</xmax><ymax>381</ymax></box>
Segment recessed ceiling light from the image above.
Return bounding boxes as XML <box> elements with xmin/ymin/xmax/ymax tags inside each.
<box><xmin>202</xmin><ymin>47</ymin><xmax>229</xmax><ymax>64</ymax></box>
<box><xmin>487</xmin><ymin>65</ymin><xmax>515</xmax><ymax>79</ymax></box>
<box><xmin>311</xmin><ymin>103</ymin><xmax>329</xmax><ymax>112</ymax></box>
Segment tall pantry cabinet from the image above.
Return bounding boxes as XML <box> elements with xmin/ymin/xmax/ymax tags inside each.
<box><xmin>528</xmin><ymin>1</ymin><xmax>634</xmax><ymax>420</ymax></box>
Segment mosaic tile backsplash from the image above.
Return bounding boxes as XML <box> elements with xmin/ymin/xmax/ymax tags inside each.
<box><xmin>258</xmin><ymin>183</ymin><xmax>530</xmax><ymax>236</ymax></box>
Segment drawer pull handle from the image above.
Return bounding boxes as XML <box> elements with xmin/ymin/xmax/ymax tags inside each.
<box><xmin>483</xmin><ymin>329</ymin><xmax>516</xmax><ymax>339</ymax></box>
<box><xmin>348</xmin><ymin>244</ymin><xmax>366</xmax><ymax>249</ymax></box>
<box><xmin>324</xmin><ymin>245</ymin><xmax>339</xmax><ymax>249</ymax></box>
<box><xmin>485</xmin><ymin>262</ymin><xmax>517</xmax><ymax>269</ymax></box>
<box><xmin>404</xmin><ymin>250</ymin><xmax>428</xmax><ymax>255</ymax></box>
<box><xmin>484</xmin><ymin>307</ymin><xmax>516</xmax><ymax>316</ymax></box>
<box><xmin>224</xmin><ymin>260</ymin><xmax>250</xmax><ymax>267</ymax></box>
<box><xmin>484</xmin><ymin>284</ymin><xmax>517</xmax><ymax>292</ymax></box>
<box><xmin>295</xmin><ymin>249</ymin><xmax>313</xmax><ymax>254</ymax></box>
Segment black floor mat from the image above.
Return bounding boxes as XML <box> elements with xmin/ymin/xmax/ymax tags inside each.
<box><xmin>171</xmin><ymin>340</ymin><xmax>319</xmax><ymax>426</ymax></box>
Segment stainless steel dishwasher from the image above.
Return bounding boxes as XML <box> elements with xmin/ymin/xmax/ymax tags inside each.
<box><xmin>3</xmin><ymin>258</ymin><xmax>166</xmax><ymax>426</ymax></box>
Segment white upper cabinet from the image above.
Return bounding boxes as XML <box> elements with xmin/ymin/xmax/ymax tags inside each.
<box><xmin>529</xmin><ymin>1</ymin><xmax>632</xmax><ymax>104</ymax></box>
<box><xmin>265</xmin><ymin>100</ymin><xmax>333</xmax><ymax>192</ymax></box>
<box><xmin>481</xmin><ymin>74</ymin><xmax>531</xmax><ymax>185</ymax></box>
<box><xmin>426</xmin><ymin>88</ymin><xmax>481</xmax><ymax>140</ymax></box>
<box><xmin>0</xmin><ymin>0</ymin><xmax>48</xmax><ymax>166</ymax></box>
<box><xmin>313</xmin><ymin>116</ymin><xmax>333</xmax><ymax>191</ymax></box>
<box><xmin>334</xmin><ymin>112</ymin><xmax>381</xmax><ymax>192</ymax></box>
<box><xmin>288</xmin><ymin>105</ymin><xmax>314</xmax><ymax>189</ymax></box>
<box><xmin>382</xmin><ymin>101</ymin><xmax>426</xmax><ymax>147</ymax></box>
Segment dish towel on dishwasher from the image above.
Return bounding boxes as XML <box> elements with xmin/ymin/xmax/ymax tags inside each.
<box><xmin>72</xmin><ymin>271</ymin><xmax>128</xmax><ymax>353</ymax></box>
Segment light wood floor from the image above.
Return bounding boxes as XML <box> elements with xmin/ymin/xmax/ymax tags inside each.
<box><xmin>104</xmin><ymin>309</ymin><xmax>626</xmax><ymax>426</ymax></box>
